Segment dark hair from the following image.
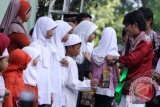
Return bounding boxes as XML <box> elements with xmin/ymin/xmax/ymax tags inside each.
<box><xmin>138</xmin><ymin>7</ymin><xmax>153</xmax><ymax>27</ymax></box>
<box><xmin>122</xmin><ymin>28</ymin><xmax>126</xmax><ymax>38</ymax></box>
<box><xmin>64</xmin><ymin>17</ymin><xmax>77</xmax><ymax>23</ymax></box>
<box><xmin>123</xmin><ymin>10</ymin><xmax>146</xmax><ymax>31</ymax></box>
<box><xmin>76</xmin><ymin>13</ymin><xmax>92</xmax><ymax>23</ymax></box>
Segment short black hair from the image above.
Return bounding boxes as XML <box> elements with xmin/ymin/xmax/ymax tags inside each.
<box><xmin>76</xmin><ymin>13</ymin><xmax>92</xmax><ymax>23</ymax></box>
<box><xmin>123</xmin><ymin>10</ymin><xmax>146</xmax><ymax>31</ymax></box>
<box><xmin>138</xmin><ymin>7</ymin><xmax>153</xmax><ymax>27</ymax></box>
<box><xmin>65</xmin><ymin>43</ymin><xmax>81</xmax><ymax>51</ymax></box>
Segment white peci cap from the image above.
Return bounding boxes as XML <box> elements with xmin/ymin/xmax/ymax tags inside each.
<box><xmin>64</xmin><ymin>34</ymin><xmax>81</xmax><ymax>46</ymax></box>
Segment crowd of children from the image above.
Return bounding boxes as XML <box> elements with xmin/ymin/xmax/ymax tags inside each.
<box><xmin>0</xmin><ymin>0</ymin><xmax>160</xmax><ymax>107</ymax></box>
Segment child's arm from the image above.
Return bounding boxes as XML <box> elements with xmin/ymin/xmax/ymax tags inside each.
<box><xmin>66</xmin><ymin>59</ymin><xmax>91</xmax><ymax>91</ymax></box>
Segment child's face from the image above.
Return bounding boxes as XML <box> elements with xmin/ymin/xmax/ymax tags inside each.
<box><xmin>62</xmin><ymin>33</ymin><xmax>69</xmax><ymax>42</ymax></box>
<box><xmin>0</xmin><ymin>56</ymin><xmax>9</xmax><ymax>71</ymax></box>
<box><xmin>88</xmin><ymin>33</ymin><xmax>95</xmax><ymax>42</ymax></box>
<box><xmin>70</xmin><ymin>44</ymin><xmax>81</xmax><ymax>57</ymax></box>
<box><xmin>46</xmin><ymin>28</ymin><xmax>55</xmax><ymax>39</ymax></box>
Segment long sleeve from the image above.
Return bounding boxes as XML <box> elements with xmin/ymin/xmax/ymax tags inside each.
<box><xmin>3</xmin><ymin>77</ymin><xmax>14</xmax><ymax>107</ymax></box>
<box><xmin>66</xmin><ymin>58</ymin><xmax>91</xmax><ymax>91</ymax></box>
<box><xmin>119</xmin><ymin>41</ymin><xmax>151</xmax><ymax>68</ymax></box>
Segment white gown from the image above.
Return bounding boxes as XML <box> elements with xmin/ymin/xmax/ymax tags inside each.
<box><xmin>61</xmin><ymin>56</ymin><xmax>91</xmax><ymax>107</ymax></box>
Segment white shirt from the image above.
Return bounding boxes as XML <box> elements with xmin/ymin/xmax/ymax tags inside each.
<box><xmin>61</xmin><ymin>56</ymin><xmax>91</xmax><ymax>107</ymax></box>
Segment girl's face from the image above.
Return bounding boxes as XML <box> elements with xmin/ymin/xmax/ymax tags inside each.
<box><xmin>62</xmin><ymin>33</ymin><xmax>69</xmax><ymax>42</ymax></box>
<box><xmin>24</xmin><ymin>11</ymin><xmax>31</xmax><ymax>22</ymax></box>
<box><xmin>0</xmin><ymin>56</ymin><xmax>9</xmax><ymax>71</ymax></box>
<box><xmin>87</xmin><ymin>33</ymin><xmax>95</xmax><ymax>42</ymax></box>
<box><xmin>46</xmin><ymin>28</ymin><xmax>55</xmax><ymax>39</ymax></box>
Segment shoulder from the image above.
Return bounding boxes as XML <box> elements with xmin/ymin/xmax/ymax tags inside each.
<box><xmin>140</xmin><ymin>33</ymin><xmax>152</xmax><ymax>44</ymax></box>
<box><xmin>66</xmin><ymin>56</ymin><xmax>76</xmax><ymax>65</ymax></box>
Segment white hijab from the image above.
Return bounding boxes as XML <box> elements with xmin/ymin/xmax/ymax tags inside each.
<box><xmin>53</xmin><ymin>20</ymin><xmax>72</xmax><ymax>60</ymax></box>
<box><xmin>73</xmin><ymin>20</ymin><xmax>98</xmax><ymax>64</ymax></box>
<box><xmin>92</xmin><ymin>27</ymin><xmax>120</xmax><ymax>66</ymax></box>
<box><xmin>32</xmin><ymin>16</ymin><xmax>57</xmax><ymax>68</ymax></box>
<box><xmin>23</xmin><ymin>46</ymin><xmax>41</xmax><ymax>86</ymax></box>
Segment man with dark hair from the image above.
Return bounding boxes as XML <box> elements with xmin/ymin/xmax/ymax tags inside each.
<box><xmin>138</xmin><ymin>7</ymin><xmax>160</xmax><ymax>68</ymax></box>
<box><xmin>76</xmin><ymin>13</ymin><xmax>92</xmax><ymax>24</ymax></box>
<box><xmin>117</xmin><ymin>10</ymin><xmax>154</xmax><ymax>107</ymax></box>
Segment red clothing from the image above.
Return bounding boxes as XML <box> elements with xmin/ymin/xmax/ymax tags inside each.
<box><xmin>0</xmin><ymin>33</ymin><xmax>10</xmax><ymax>56</ymax></box>
<box><xmin>18</xmin><ymin>0</ymin><xmax>31</xmax><ymax>21</ymax></box>
<box><xmin>3</xmin><ymin>49</ymin><xmax>31</xmax><ymax>107</ymax></box>
<box><xmin>119</xmin><ymin>32</ymin><xmax>153</xmax><ymax>95</ymax></box>
<box><xmin>8</xmin><ymin>33</ymin><xmax>30</xmax><ymax>54</ymax></box>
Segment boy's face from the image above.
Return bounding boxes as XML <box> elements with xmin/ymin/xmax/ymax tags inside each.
<box><xmin>0</xmin><ymin>56</ymin><xmax>9</xmax><ymax>71</ymax></box>
<box><xmin>124</xmin><ymin>23</ymin><xmax>137</xmax><ymax>37</ymax></box>
<box><xmin>70</xmin><ymin>44</ymin><xmax>81</xmax><ymax>57</ymax></box>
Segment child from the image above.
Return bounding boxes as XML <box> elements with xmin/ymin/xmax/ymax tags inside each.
<box><xmin>0</xmin><ymin>33</ymin><xmax>10</xmax><ymax>107</ymax></box>
<box><xmin>31</xmin><ymin>16</ymin><xmax>61</xmax><ymax>107</ymax></box>
<box><xmin>3</xmin><ymin>49</ymin><xmax>31</xmax><ymax>107</ymax></box>
<box><xmin>62</xmin><ymin>34</ymin><xmax>96</xmax><ymax>107</ymax></box>
<box><xmin>52</xmin><ymin>20</ymin><xmax>72</xmax><ymax>107</ymax></box>
<box><xmin>22</xmin><ymin>46</ymin><xmax>41</xmax><ymax>107</ymax></box>
<box><xmin>91</xmin><ymin>27</ymin><xmax>120</xmax><ymax>107</ymax></box>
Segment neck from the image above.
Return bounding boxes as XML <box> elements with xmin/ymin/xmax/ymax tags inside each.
<box><xmin>145</xmin><ymin>27</ymin><xmax>152</xmax><ymax>34</ymax></box>
<box><xmin>0</xmin><ymin>72</ymin><xmax>2</xmax><ymax>76</ymax></box>
<box><xmin>132</xmin><ymin>30</ymin><xmax>140</xmax><ymax>39</ymax></box>
<box><xmin>66</xmin><ymin>51</ymin><xmax>73</xmax><ymax>58</ymax></box>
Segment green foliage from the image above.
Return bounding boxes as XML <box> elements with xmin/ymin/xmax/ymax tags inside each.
<box><xmin>85</xmin><ymin>0</ymin><xmax>124</xmax><ymax>46</ymax></box>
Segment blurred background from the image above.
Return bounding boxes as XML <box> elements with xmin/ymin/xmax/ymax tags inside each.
<box><xmin>1</xmin><ymin>0</ymin><xmax>160</xmax><ymax>46</ymax></box>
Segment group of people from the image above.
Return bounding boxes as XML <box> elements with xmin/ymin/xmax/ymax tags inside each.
<box><xmin>0</xmin><ymin>0</ymin><xmax>160</xmax><ymax>107</ymax></box>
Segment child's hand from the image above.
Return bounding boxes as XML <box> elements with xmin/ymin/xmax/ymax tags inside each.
<box><xmin>60</xmin><ymin>58</ymin><xmax>68</xmax><ymax>67</ymax></box>
<box><xmin>105</xmin><ymin>55</ymin><xmax>118</xmax><ymax>66</ymax></box>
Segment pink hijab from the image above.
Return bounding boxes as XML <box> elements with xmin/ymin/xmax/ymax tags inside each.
<box><xmin>0</xmin><ymin>0</ymin><xmax>31</xmax><ymax>40</ymax></box>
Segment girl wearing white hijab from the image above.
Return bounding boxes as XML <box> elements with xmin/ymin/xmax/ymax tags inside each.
<box><xmin>31</xmin><ymin>16</ymin><xmax>61</xmax><ymax>107</ymax></box>
<box><xmin>91</xmin><ymin>27</ymin><xmax>119</xmax><ymax>107</ymax></box>
<box><xmin>73</xmin><ymin>20</ymin><xmax>98</xmax><ymax>64</ymax></box>
<box><xmin>52</xmin><ymin>20</ymin><xmax>72</xmax><ymax>106</ymax></box>
<box><xmin>53</xmin><ymin>20</ymin><xmax>72</xmax><ymax>61</ymax></box>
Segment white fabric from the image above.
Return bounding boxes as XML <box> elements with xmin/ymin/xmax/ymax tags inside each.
<box><xmin>53</xmin><ymin>20</ymin><xmax>72</xmax><ymax>60</ymax></box>
<box><xmin>64</xmin><ymin>34</ymin><xmax>81</xmax><ymax>46</ymax></box>
<box><xmin>92</xmin><ymin>27</ymin><xmax>120</xmax><ymax>66</ymax></box>
<box><xmin>0</xmin><ymin>76</ymin><xmax>5</xmax><ymax>102</ymax></box>
<box><xmin>22</xmin><ymin>46</ymin><xmax>41</xmax><ymax>86</ymax></box>
<box><xmin>87</xmin><ymin>41</ymin><xmax>94</xmax><ymax>54</ymax></box>
<box><xmin>117</xmin><ymin>95</ymin><xmax>145</xmax><ymax>107</ymax></box>
<box><xmin>155</xmin><ymin>58</ymin><xmax>160</xmax><ymax>73</ymax></box>
<box><xmin>31</xmin><ymin>16</ymin><xmax>61</xmax><ymax>106</ymax></box>
<box><xmin>61</xmin><ymin>56</ymin><xmax>91</xmax><ymax>107</ymax></box>
<box><xmin>0</xmin><ymin>48</ymin><xmax>9</xmax><ymax>58</ymax></box>
<box><xmin>32</xmin><ymin>16</ymin><xmax>57</xmax><ymax>68</ymax></box>
<box><xmin>73</xmin><ymin>20</ymin><xmax>97</xmax><ymax>64</ymax></box>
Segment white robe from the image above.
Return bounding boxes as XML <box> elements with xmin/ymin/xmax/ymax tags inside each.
<box><xmin>62</xmin><ymin>56</ymin><xmax>91</xmax><ymax>107</ymax></box>
<box><xmin>31</xmin><ymin>16</ymin><xmax>61</xmax><ymax>106</ymax></box>
<box><xmin>0</xmin><ymin>76</ymin><xmax>5</xmax><ymax>102</ymax></box>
